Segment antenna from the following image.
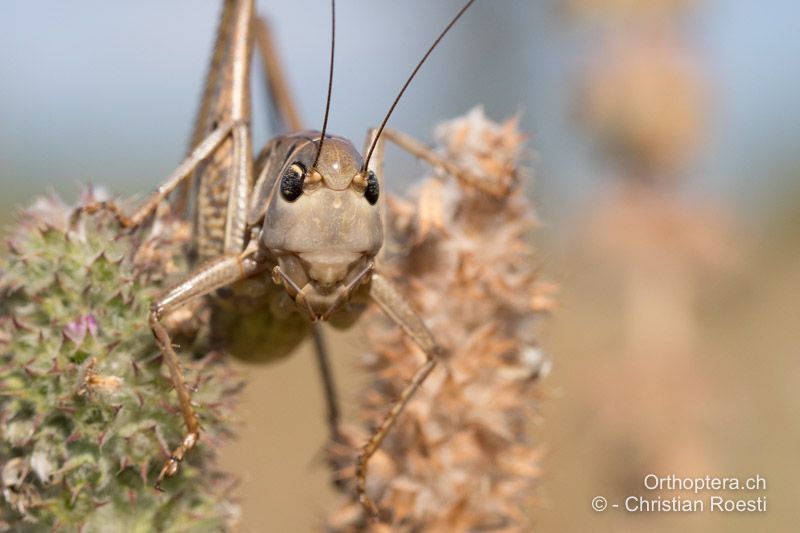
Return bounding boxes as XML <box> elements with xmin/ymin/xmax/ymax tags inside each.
<box><xmin>362</xmin><ymin>0</ymin><xmax>477</xmax><ymax>172</ymax></box>
<box><xmin>312</xmin><ymin>0</ymin><xmax>336</xmax><ymax>171</ymax></box>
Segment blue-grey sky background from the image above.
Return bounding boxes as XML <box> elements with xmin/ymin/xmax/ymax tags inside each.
<box><xmin>1</xmin><ymin>0</ymin><xmax>798</xmax><ymax>226</ymax></box>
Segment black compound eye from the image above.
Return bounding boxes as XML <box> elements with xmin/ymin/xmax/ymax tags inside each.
<box><xmin>280</xmin><ymin>162</ymin><xmax>306</xmax><ymax>202</ymax></box>
<box><xmin>365</xmin><ymin>170</ymin><xmax>380</xmax><ymax>205</ymax></box>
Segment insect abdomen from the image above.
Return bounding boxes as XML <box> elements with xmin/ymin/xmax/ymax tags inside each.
<box><xmin>210</xmin><ymin>278</ymin><xmax>310</xmax><ymax>362</ymax></box>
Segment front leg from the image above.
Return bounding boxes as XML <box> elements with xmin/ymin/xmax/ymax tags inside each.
<box><xmin>74</xmin><ymin>122</ymin><xmax>234</xmax><ymax>229</ymax></box>
<box><xmin>356</xmin><ymin>271</ymin><xmax>442</xmax><ymax>516</ymax></box>
<box><xmin>151</xmin><ymin>250</ymin><xmax>262</xmax><ymax>489</ymax></box>
<box><xmin>367</xmin><ymin>127</ymin><xmax>510</xmax><ymax>197</ymax></box>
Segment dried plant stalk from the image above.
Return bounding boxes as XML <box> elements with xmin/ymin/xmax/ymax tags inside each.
<box><xmin>329</xmin><ymin>108</ymin><xmax>553</xmax><ymax>531</ymax></box>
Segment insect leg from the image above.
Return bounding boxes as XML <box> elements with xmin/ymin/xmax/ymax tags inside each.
<box><xmin>152</xmin><ymin>249</ymin><xmax>264</xmax><ymax>489</ymax></box>
<box><xmin>356</xmin><ymin>271</ymin><xmax>442</xmax><ymax>516</ymax></box>
<box><xmin>374</xmin><ymin>127</ymin><xmax>510</xmax><ymax>197</ymax></box>
<box><xmin>75</xmin><ymin>122</ymin><xmax>234</xmax><ymax>229</ymax></box>
<box><xmin>222</xmin><ymin>120</ymin><xmax>253</xmax><ymax>254</ymax></box>
<box><xmin>253</xmin><ymin>16</ymin><xmax>303</xmax><ymax>132</ymax></box>
<box><xmin>311</xmin><ymin>325</ymin><xmax>341</xmax><ymax>442</ymax></box>
<box><xmin>173</xmin><ymin>0</ymin><xmax>238</xmax><ymax>216</ymax></box>
<box><xmin>219</xmin><ymin>0</ymin><xmax>255</xmax><ymax>255</ymax></box>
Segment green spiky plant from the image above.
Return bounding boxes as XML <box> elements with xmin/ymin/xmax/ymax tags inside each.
<box><xmin>0</xmin><ymin>193</ymin><xmax>240</xmax><ymax>531</ymax></box>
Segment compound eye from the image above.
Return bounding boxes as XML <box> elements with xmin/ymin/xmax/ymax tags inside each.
<box><xmin>365</xmin><ymin>170</ymin><xmax>380</xmax><ymax>205</ymax></box>
<box><xmin>280</xmin><ymin>162</ymin><xmax>306</xmax><ymax>202</ymax></box>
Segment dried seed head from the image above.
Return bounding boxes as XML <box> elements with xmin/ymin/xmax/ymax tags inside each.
<box><xmin>329</xmin><ymin>108</ymin><xmax>551</xmax><ymax>531</ymax></box>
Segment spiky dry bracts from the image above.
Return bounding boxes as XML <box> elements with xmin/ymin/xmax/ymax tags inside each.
<box><xmin>0</xmin><ymin>194</ymin><xmax>240</xmax><ymax>531</ymax></box>
<box><xmin>329</xmin><ymin>109</ymin><xmax>554</xmax><ymax>531</ymax></box>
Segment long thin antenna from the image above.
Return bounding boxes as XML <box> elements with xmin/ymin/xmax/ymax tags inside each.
<box><xmin>362</xmin><ymin>0</ymin><xmax>477</xmax><ymax>171</ymax></box>
<box><xmin>312</xmin><ymin>0</ymin><xmax>336</xmax><ymax>172</ymax></box>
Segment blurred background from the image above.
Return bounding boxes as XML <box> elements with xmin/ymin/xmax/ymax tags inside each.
<box><xmin>1</xmin><ymin>0</ymin><xmax>798</xmax><ymax>531</ymax></box>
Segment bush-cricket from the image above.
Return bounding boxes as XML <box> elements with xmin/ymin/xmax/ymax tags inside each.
<box><xmin>75</xmin><ymin>0</ymin><xmax>496</xmax><ymax>515</ymax></box>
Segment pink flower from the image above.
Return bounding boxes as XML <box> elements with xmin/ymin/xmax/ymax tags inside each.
<box><xmin>62</xmin><ymin>315</ymin><xmax>98</xmax><ymax>344</ymax></box>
